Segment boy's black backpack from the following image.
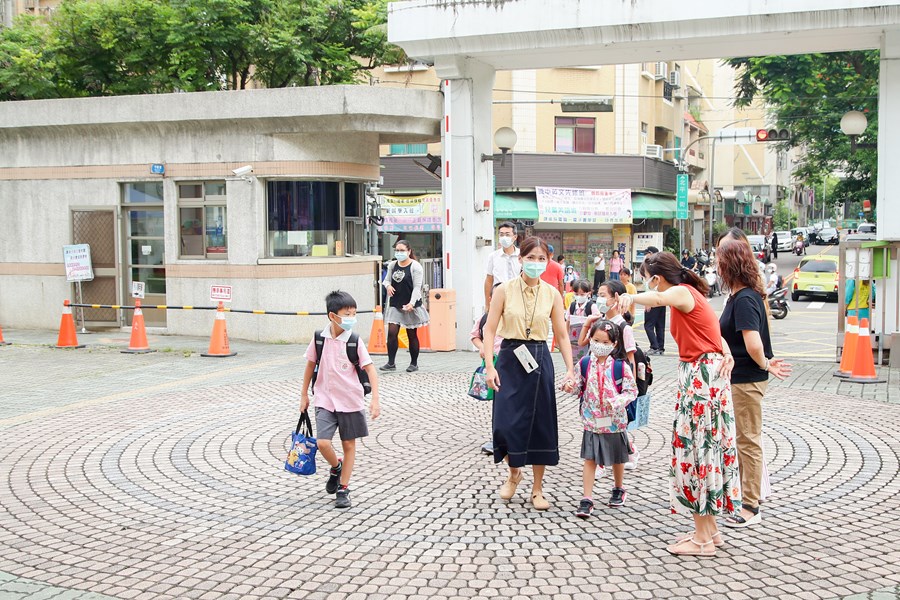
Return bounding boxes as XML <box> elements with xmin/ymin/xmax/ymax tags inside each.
<box><xmin>310</xmin><ymin>331</ymin><xmax>372</xmax><ymax>395</ymax></box>
<box><xmin>632</xmin><ymin>345</ymin><xmax>653</xmax><ymax>397</ymax></box>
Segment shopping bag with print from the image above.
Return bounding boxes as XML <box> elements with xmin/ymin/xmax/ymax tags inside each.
<box><xmin>284</xmin><ymin>411</ymin><xmax>317</xmax><ymax>476</ymax></box>
<box><xmin>468</xmin><ymin>360</ymin><xmax>494</xmax><ymax>401</ymax></box>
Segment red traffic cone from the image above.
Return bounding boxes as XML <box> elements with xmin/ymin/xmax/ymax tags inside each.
<box><xmin>367</xmin><ymin>306</ymin><xmax>387</xmax><ymax>355</ymax></box>
<box><xmin>833</xmin><ymin>316</ymin><xmax>857</xmax><ymax>378</ymax></box>
<box><xmin>201</xmin><ymin>302</ymin><xmax>237</xmax><ymax>357</ymax></box>
<box><xmin>122</xmin><ymin>299</ymin><xmax>155</xmax><ymax>354</ymax></box>
<box><xmin>847</xmin><ymin>318</ymin><xmax>886</xmax><ymax>384</ymax></box>
<box><xmin>56</xmin><ymin>300</ymin><xmax>85</xmax><ymax>349</ymax></box>
<box><xmin>0</xmin><ymin>323</ymin><xmax>9</xmax><ymax>346</ymax></box>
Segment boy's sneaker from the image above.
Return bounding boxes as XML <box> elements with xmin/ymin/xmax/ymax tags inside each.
<box><xmin>575</xmin><ymin>498</ymin><xmax>594</xmax><ymax>519</ymax></box>
<box><xmin>609</xmin><ymin>487</ymin><xmax>626</xmax><ymax>508</ymax></box>
<box><xmin>325</xmin><ymin>460</ymin><xmax>342</xmax><ymax>495</ymax></box>
<box><xmin>335</xmin><ymin>487</ymin><xmax>351</xmax><ymax>509</ymax></box>
<box><xmin>625</xmin><ymin>449</ymin><xmax>640</xmax><ymax>471</ymax></box>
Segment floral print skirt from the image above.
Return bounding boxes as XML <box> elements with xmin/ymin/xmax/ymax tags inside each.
<box><xmin>670</xmin><ymin>354</ymin><xmax>742</xmax><ymax>517</ymax></box>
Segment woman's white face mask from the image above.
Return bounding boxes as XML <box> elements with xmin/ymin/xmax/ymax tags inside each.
<box><xmin>647</xmin><ymin>276</ymin><xmax>659</xmax><ymax>292</ymax></box>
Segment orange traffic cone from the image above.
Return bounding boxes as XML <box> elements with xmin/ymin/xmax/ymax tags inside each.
<box><xmin>833</xmin><ymin>316</ymin><xmax>858</xmax><ymax>378</ymax></box>
<box><xmin>0</xmin><ymin>323</ymin><xmax>9</xmax><ymax>346</ymax></box>
<box><xmin>201</xmin><ymin>302</ymin><xmax>237</xmax><ymax>357</ymax></box>
<box><xmin>367</xmin><ymin>306</ymin><xmax>387</xmax><ymax>355</ymax></box>
<box><xmin>398</xmin><ymin>327</ymin><xmax>409</xmax><ymax>349</ymax></box>
<box><xmin>122</xmin><ymin>299</ymin><xmax>155</xmax><ymax>354</ymax></box>
<box><xmin>417</xmin><ymin>323</ymin><xmax>433</xmax><ymax>352</ymax></box>
<box><xmin>56</xmin><ymin>300</ymin><xmax>85</xmax><ymax>349</ymax></box>
<box><xmin>847</xmin><ymin>318</ymin><xmax>886</xmax><ymax>383</ymax></box>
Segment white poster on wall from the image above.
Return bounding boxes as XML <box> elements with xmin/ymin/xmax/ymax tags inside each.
<box><xmin>535</xmin><ymin>187</ymin><xmax>633</xmax><ymax>225</ymax></box>
<box><xmin>63</xmin><ymin>244</ymin><xmax>94</xmax><ymax>282</ymax></box>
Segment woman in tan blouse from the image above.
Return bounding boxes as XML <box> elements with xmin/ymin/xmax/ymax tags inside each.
<box><xmin>483</xmin><ymin>236</ymin><xmax>575</xmax><ymax>510</ymax></box>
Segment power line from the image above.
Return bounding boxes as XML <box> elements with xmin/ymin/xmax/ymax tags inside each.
<box><xmin>371</xmin><ymin>78</ymin><xmax>879</xmax><ymax>103</ymax></box>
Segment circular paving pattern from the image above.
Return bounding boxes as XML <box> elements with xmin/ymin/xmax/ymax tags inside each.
<box><xmin>1</xmin><ymin>371</ymin><xmax>899</xmax><ymax>599</ymax></box>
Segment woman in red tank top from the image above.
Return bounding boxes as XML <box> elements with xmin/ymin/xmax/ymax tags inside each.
<box><xmin>615</xmin><ymin>252</ymin><xmax>741</xmax><ymax>557</ymax></box>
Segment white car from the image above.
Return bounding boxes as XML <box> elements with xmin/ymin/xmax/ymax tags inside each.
<box><xmin>773</xmin><ymin>231</ymin><xmax>793</xmax><ymax>252</ymax></box>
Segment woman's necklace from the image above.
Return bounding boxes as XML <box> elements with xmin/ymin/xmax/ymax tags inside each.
<box><xmin>520</xmin><ymin>278</ymin><xmax>541</xmax><ymax>338</ymax></box>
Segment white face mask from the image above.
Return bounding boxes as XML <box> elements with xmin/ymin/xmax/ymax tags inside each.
<box><xmin>647</xmin><ymin>276</ymin><xmax>659</xmax><ymax>293</ymax></box>
<box><xmin>498</xmin><ymin>236</ymin><xmax>514</xmax><ymax>249</ymax></box>
<box><xmin>590</xmin><ymin>341</ymin><xmax>615</xmax><ymax>357</ymax></box>
<box><xmin>574</xmin><ymin>295</ymin><xmax>589</xmax><ymax>305</ymax></box>
<box><xmin>596</xmin><ymin>298</ymin><xmax>609</xmax><ymax>314</ymax></box>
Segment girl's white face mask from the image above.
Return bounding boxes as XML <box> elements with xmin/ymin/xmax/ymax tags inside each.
<box><xmin>590</xmin><ymin>341</ymin><xmax>615</xmax><ymax>357</ymax></box>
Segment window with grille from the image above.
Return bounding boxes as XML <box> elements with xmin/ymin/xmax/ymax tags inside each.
<box><xmin>663</xmin><ymin>82</ymin><xmax>674</xmax><ymax>103</ymax></box>
<box><xmin>554</xmin><ymin>117</ymin><xmax>595</xmax><ymax>153</ymax></box>
<box><xmin>178</xmin><ymin>182</ymin><xmax>228</xmax><ymax>259</ymax></box>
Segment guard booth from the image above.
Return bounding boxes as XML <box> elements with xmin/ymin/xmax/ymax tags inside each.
<box><xmin>836</xmin><ymin>237</ymin><xmax>900</xmax><ymax>366</ymax></box>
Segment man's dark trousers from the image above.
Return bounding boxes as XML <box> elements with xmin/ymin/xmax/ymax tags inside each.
<box><xmin>644</xmin><ymin>306</ymin><xmax>666</xmax><ymax>352</ymax></box>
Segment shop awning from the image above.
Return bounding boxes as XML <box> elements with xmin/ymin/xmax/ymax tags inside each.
<box><xmin>632</xmin><ymin>194</ymin><xmax>676</xmax><ymax>219</ymax></box>
<box><xmin>494</xmin><ymin>193</ymin><xmax>539</xmax><ymax>220</ymax></box>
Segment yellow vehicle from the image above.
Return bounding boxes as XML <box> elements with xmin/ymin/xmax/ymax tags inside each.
<box><xmin>791</xmin><ymin>255</ymin><xmax>839</xmax><ymax>302</ymax></box>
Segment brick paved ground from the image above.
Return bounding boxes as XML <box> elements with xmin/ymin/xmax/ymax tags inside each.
<box><xmin>1</xmin><ymin>328</ymin><xmax>899</xmax><ymax>600</ymax></box>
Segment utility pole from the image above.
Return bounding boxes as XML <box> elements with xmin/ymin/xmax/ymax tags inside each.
<box><xmin>2</xmin><ymin>0</ymin><xmax>14</xmax><ymax>28</ymax></box>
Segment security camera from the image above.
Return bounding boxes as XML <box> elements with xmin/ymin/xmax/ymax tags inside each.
<box><xmin>232</xmin><ymin>165</ymin><xmax>253</xmax><ymax>177</ymax></box>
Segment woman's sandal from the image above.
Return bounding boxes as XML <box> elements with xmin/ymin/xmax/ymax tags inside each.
<box><xmin>724</xmin><ymin>509</ymin><xmax>762</xmax><ymax>528</ymax></box>
<box><xmin>499</xmin><ymin>469</ymin><xmax>524</xmax><ymax>500</ymax></box>
<box><xmin>530</xmin><ymin>490</ymin><xmax>550</xmax><ymax>511</ymax></box>
<box><xmin>674</xmin><ymin>531</ymin><xmax>725</xmax><ymax>548</ymax></box>
<box><xmin>665</xmin><ymin>537</ymin><xmax>717</xmax><ymax>557</ymax></box>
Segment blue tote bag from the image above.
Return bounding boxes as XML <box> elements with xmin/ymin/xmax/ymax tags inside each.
<box><xmin>284</xmin><ymin>411</ymin><xmax>318</xmax><ymax>476</ymax></box>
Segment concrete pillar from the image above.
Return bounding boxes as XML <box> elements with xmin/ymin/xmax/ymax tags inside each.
<box><xmin>435</xmin><ymin>57</ymin><xmax>497</xmax><ymax>349</ymax></box>
<box><xmin>877</xmin><ymin>29</ymin><xmax>900</xmax><ymax>342</ymax></box>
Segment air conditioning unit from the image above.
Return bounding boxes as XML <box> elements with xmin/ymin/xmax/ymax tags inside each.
<box><xmin>673</xmin><ymin>87</ymin><xmax>687</xmax><ymax>100</ymax></box>
<box><xmin>669</xmin><ymin>70</ymin><xmax>681</xmax><ymax>88</ymax></box>
<box><xmin>644</xmin><ymin>144</ymin><xmax>663</xmax><ymax>160</ymax></box>
<box><xmin>654</xmin><ymin>62</ymin><xmax>669</xmax><ymax>81</ymax></box>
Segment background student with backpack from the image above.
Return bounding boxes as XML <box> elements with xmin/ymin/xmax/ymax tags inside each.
<box><xmin>300</xmin><ymin>291</ymin><xmax>381</xmax><ymax>509</ymax></box>
<box><xmin>563</xmin><ymin>320</ymin><xmax>637</xmax><ymax>517</ymax></box>
<box><xmin>566</xmin><ymin>279</ymin><xmax>600</xmax><ymax>363</ymax></box>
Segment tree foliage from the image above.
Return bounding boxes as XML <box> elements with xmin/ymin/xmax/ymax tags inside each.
<box><xmin>0</xmin><ymin>0</ymin><xmax>399</xmax><ymax>100</ymax></box>
<box><xmin>725</xmin><ymin>52</ymin><xmax>879</xmax><ymax>208</ymax></box>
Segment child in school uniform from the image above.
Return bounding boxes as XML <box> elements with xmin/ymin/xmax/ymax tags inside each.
<box><xmin>300</xmin><ymin>291</ymin><xmax>381</xmax><ymax>509</ymax></box>
<box><xmin>566</xmin><ymin>279</ymin><xmax>600</xmax><ymax>364</ymax></box>
<box><xmin>563</xmin><ymin>320</ymin><xmax>637</xmax><ymax>518</ymax></box>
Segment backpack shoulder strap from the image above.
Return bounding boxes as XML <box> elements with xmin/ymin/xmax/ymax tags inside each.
<box><xmin>345</xmin><ymin>332</ymin><xmax>360</xmax><ymax>365</ymax></box>
<box><xmin>578</xmin><ymin>355</ymin><xmax>590</xmax><ymax>396</ymax></box>
<box><xmin>314</xmin><ymin>331</ymin><xmax>325</xmax><ymax>364</ymax></box>
<box><xmin>478</xmin><ymin>313</ymin><xmax>488</xmax><ymax>339</ymax></box>
<box><xmin>569</xmin><ymin>301</ymin><xmax>576</xmax><ymax>315</ymax></box>
<box><xmin>584</xmin><ymin>300</ymin><xmax>595</xmax><ymax>315</ymax></box>
<box><xmin>613</xmin><ymin>359</ymin><xmax>624</xmax><ymax>394</ymax></box>
<box><xmin>311</xmin><ymin>331</ymin><xmax>325</xmax><ymax>393</ymax></box>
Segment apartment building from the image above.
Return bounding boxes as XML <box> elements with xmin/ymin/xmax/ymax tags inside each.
<box><xmin>374</xmin><ymin>58</ymin><xmax>793</xmax><ymax>278</ymax></box>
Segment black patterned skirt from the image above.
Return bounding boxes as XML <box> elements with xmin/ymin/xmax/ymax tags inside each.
<box><xmin>492</xmin><ymin>339</ymin><xmax>559</xmax><ymax>468</ymax></box>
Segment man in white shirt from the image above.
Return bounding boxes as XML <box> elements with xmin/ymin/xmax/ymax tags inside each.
<box><xmin>592</xmin><ymin>250</ymin><xmax>606</xmax><ymax>296</ymax></box>
<box><xmin>484</xmin><ymin>221</ymin><xmax>521</xmax><ymax>309</ymax></box>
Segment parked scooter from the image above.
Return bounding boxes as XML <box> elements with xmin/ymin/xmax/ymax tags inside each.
<box><xmin>704</xmin><ymin>264</ymin><xmax>722</xmax><ymax>297</ymax></box>
<box><xmin>768</xmin><ymin>287</ymin><xmax>790</xmax><ymax>319</ymax></box>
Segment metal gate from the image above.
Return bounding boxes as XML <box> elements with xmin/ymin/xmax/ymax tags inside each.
<box><xmin>71</xmin><ymin>209</ymin><xmax>119</xmax><ymax>325</ymax></box>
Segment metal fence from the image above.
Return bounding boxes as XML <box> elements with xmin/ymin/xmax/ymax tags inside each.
<box><xmin>374</xmin><ymin>257</ymin><xmax>444</xmax><ymax>311</ymax></box>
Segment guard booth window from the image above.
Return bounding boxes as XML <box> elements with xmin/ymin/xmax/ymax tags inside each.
<box><xmin>178</xmin><ymin>182</ymin><xmax>228</xmax><ymax>259</ymax></box>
